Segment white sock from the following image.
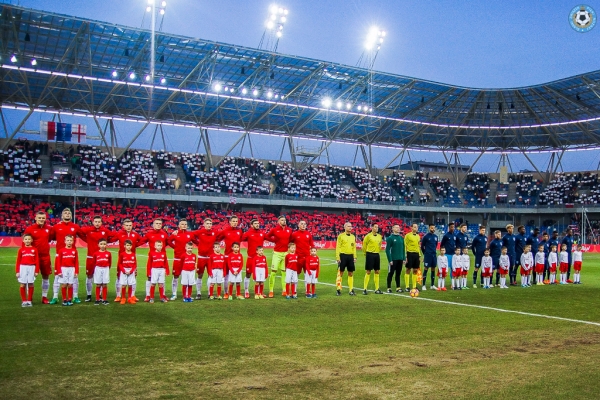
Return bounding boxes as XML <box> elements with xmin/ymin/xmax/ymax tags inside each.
<box><xmin>462</xmin><ymin>277</ymin><xmax>467</xmax><ymax>287</ymax></box>
<box><xmin>145</xmin><ymin>280</ymin><xmax>151</xmax><ymax>297</ymax></box>
<box><xmin>223</xmin><ymin>275</ymin><xmax>229</xmax><ymax>291</ymax></box>
<box><xmin>196</xmin><ymin>277</ymin><xmax>202</xmax><ymax>294</ymax></box>
<box><xmin>131</xmin><ymin>282</ymin><xmax>136</xmax><ymax>297</ymax></box>
<box><xmin>244</xmin><ymin>277</ymin><xmax>250</xmax><ymax>293</ymax></box>
<box><xmin>52</xmin><ymin>276</ymin><xmax>60</xmax><ymax>299</ymax></box>
<box><xmin>115</xmin><ymin>280</ymin><xmax>121</xmax><ymax>296</ymax></box>
<box><xmin>73</xmin><ymin>279</ymin><xmax>79</xmax><ymax>298</ymax></box>
<box><xmin>172</xmin><ymin>277</ymin><xmax>179</xmax><ymax>296</ymax></box>
<box><xmin>86</xmin><ymin>277</ymin><xmax>93</xmax><ymax>295</ymax></box>
<box><xmin>42</xmin><ymin>279</ymin><xmax>50</xmax><ymax>297</ymax></box>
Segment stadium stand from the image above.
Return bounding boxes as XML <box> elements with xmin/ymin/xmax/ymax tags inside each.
<box><xmin>511</xmin><ymin>173</ymin><xmax>541</xmax><ymax>206</ymax></box>
<box><xmin>0</xmin><ymin>141</ymin><xmax>43</xmax><ymax>183</ymax></box>
<box><xmin>462</xmin><ymin>172</ymin><xmax>491</xmax><ymax>206</ymax></box>
<box><xmin>384</xmin><ymin>171</ymin><xmax>414</xmax><ymax>203</ymax></box>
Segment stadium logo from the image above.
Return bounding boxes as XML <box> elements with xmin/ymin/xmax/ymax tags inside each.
<box><xmin>569</xmin><ymin>5</ymin><xmax>596</xmax><ymax>32</ymax></box>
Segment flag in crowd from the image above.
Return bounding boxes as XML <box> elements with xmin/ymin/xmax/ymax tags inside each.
<box><xmin>40</xmin><ymin>121</ymin><xmax>86</xmax><ymax>143</ymax></box>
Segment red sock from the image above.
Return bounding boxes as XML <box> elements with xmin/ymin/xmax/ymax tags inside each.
<box><xmin>28</xmin><ymin>286</ymin><xmax>34</xmax><ymax>301</ymax></box>
<box><xmin>102</xmin><ymin>286</ymin><xmax>108</xmax><ymax>301</ymax></box>
<box><xmin>306</xmin><ymin>284</ymin><xmax>310</xmax><ymax>293</ymax></box>
<box><xmin>292</xmin><ymin>283</ymin><xmax>297</xmax><ymax>295</ymax></box>
<box><xmin>128</xmin><ymin>286</ymin><xmax>132</xmax><ymax>297</ymax></box>
<box><xmin>228</xmin><ymin>283</ymin><xmax>233</xmax><ymax>295</ymax></box>
<box><xmin>121</xmin><ymin>286</ymin><xmax>127</xmax><ymax>298</ymax></box>
<box><xmin>236</xmin><ymin>284</ymin><xmax>241</xmax><ymax>297</ymax></box>
<box><xmin>182</xmin><ymin>286</ymin><xmax>187</xmax><ymax>298</ymax></box>
<box><xmin>68</xmin><ymin>286</ymin><xmax>73</xmax><ymax>301</ymax></box>
<box><xmin>286</xmin><ymin>283</ymin><xmax>290</xmax><ymax>294</ymax></box>
<box><xmin>261</xmin><ymin>283</ymin><xmax>265</xmax><ymax>295</ymax></box>
<box><xmin>158</xmin><ymin>286</ymin><xmax>165</xmax><ymax>299</ymax></box>
<box><xmin>217</xmin><ymin>285</ymin><xmax>222</xmax><ymax>297</ymax></box>
<box><xmin>150</xmin><ymin>285</ymin><xmax>156</xmax><ymax>299</ymax></box>
<box><xmin>20</xmin><ymin>287</ymin><xmax>26</xmax><ymax>302</ymax></box>
<box><xmin>209</xmin><ymin>285</ymin><xmax>214</xmax><ymax>297</ymax></box>
<box><xmin>254</xmin><ymin>284</ymin><xmax>258</xmax><ymax>295</ymax></box>
<box><xmin>311</xmin><ymin>283</ymin><xmax>316</xmax><ymax>295</ymax></box>
<box><xmin>62</xmin><ymin>286</ymin><xmax>67</xmax><ymax>301</ymax></box>
<box><xmin>95</xmin><ymin>286</ymin><xmax>101</xmax><ymax>301</ymax></box>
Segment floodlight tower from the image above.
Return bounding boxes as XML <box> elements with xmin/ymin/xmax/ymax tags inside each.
<box><xmin>259</xmin><ymin>4</ymin><xmax>289</xmax><ymax>53</ymax></box>
<box><xmin>143</xmin><ymin>0</ymin><xmax>167</xmax><ymax>81</ymax></box>
<box><xmin>357</xmin><ymin>26</ymin><xmax>386</xmax><ymax>111</ymax></box>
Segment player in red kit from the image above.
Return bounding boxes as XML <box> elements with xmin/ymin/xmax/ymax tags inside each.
<box><xmin>55</xmin><ymin>235</ymin><xmax>79</xmax><ymax>306</ymax></box>
<box><xmin>146</xmin><ymin>240</ymin><xmax>170</xmax><ymax>303</ymax></box>
<box><xmin>180</xmin><ymin>242</ymin><xmax>198</xmax><ymax>302</ymax></box>
<box><xmin>117</xmin><ymin>240</ymin><xmax>137</xmax><ymax>304</ymax></box>
<box><xmin>193</xmin><ymin>218</ymin><xmax>217</xmax><ymax>300</ymax></box>
<box><xmin>267</xmin><ymin>215</ymin><xmax>292</xmax><ymax>297</ymax></box>
<box><xmin>80</xmin><ymin>216</ymin><xmax>115</xmax><ymax>302</ymax></box>
<box><xmin>252</xmin><ymin>246</ymin><xmax>268</xmax><ymax>299</ymax></box>
<box><xmin>227</xmin><ymin>243</ymin><xmax>244</xmax><ymax>300</ymax></box>
<box><xmin>114</xmin><ymin>218</ymin><xmax>146</xmax><ymax>302</ymax></box>
<box><xmin>143</xmin><ymin>218</ymin><xmax>170</xmax><ymax>301</ymax></box>
<box><xmin>16</xmin><ymin>233</ymin><xmax>39</xmax><ymax>307</ymax></box>
<box><xmin>241</xmin><ymin>218</ymin><xmax>265</xmax><ymax>298</ymax></box>
<box><xmin>291</xmin><ymin>220</ymin><xmax>314</xmax><ymax>295</ymax></box>
<box><xmin>208</xmin><ymin>242</ymin><xmax>226</xmax><ymax>300</ymax></box>
<box><xmin>167</xmin><ymin>218</ymin><xmax>197</xmax><ymax>301</ymax></box>
<box><xmin>305</xmin><ymin>247</ymin><xmax>320</xmax><ymax>298</ymax></box>
<box><xmin>284</xmin><ymin>242</ymin><xmax>299</xmax><ymax>299</ymax></box>
<box><xmin>92</xmin><ymin>238</ymin><xmax>112</xmax><ymax>305</ymax></box>
<box><xmin>216</xmin><ymin>215</ymin><xmax>243</xmax><ymax>299</ymax></box>
<box><xmin>23</xmin><ymin>211</ymin><xmax>52</xmax><ymax>304</ymax></box>
<box><xmin>49</xmin><ymin>208</ymin><xmax>82</xmax><ymax>304</ymax></box>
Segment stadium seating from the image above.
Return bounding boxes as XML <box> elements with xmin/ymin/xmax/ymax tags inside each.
<box><xmin>0</xmin><ymin>140</ymin><xmax>43</xmax><ymax>184</ymax></box>
<box><xmin>511</xmin><ymin>173</ymin><xmax>541</xmax><ymax>205</ymax></box>
<box><xmin>462</xmin><ymin>172</ymin><xmax>491</xmax><ymax>206</ymax></box>
<box><xmin>384</xmin><ymin>171</ymin><xmax>414</xmax><ymax>203</ymax></box>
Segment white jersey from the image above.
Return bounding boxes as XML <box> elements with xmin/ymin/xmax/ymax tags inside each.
<box><xmin>452</xmin><ymin>255</ymin><xmax>462</xmax><ymax>271</ymax></box>
<box><xmin>481</xmin><ymin>256</ymin><xmax>493</xmax><ymax>269</ymax></box>
<box><xmin>461</xmin><ymin>254</ymin><xmax>471</xmax><ymax>270</ymax></box>
<box><xmin>534</xmin><ymin>251</ymin><xmax>545</xmax><ymax>265</ymax></box>
<box><xmin>520</xmin><ymin>252</ymin><xmax>533</xmax><ymax>270</ymax></box>
<box><xmin>437</xmin><ymin>255</ymin><xmax>448</xmax><ymax>270</ymax></box>
<box><xmin>573</xmin><ymin>250</ymin><xmax>583</xmax><ymax>263</ymax></box>
<box><xmin>559</xmin><ymin>251</ymin><xmax>569</xmax><ymax>264</ymax></box>
<box><xmin>548</xmin><ymin>252</ymin><xmax>558</xmax><ymax>265</ymax></box>
<box><xmin>499</xmin><ymin>254</ymin><xmax>510</xmax><ymax>270</ymax></box>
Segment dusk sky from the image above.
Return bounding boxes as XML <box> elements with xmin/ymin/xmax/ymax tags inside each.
<box><xmin>4</xmin><ymin>0</ymin><xmax>600</xmax><ymax>171</ymax></box>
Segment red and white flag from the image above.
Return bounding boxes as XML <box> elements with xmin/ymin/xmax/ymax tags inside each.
<box><xmin>40</xmin><ymin>121</ymin><xmax>86</xmax><ymax>143</ymax></box>
<box><xmin>40</xmin><ymin>121</ymin><xmax>56</xmax><ymax>140</ymax></box>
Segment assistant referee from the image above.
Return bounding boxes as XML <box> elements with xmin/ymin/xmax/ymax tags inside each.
<box><xmin>336</xmin><ymin>222</ymin><xmax>357</xmax><ymax>296</ymax></box>
<box><xmin>362</xmin><ymin>223</ymin><xmax>383</xmax><ymax>295</ymax></box>
<box><xmin>404</xmin><ymin>223</ymin><xmax>422</xmax><ymax>292</ymax></box>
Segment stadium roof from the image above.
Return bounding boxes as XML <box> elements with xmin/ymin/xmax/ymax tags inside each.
<box><xmin>2</xmin><ymin>4</ymin><xmax>600</xmax><ymax>153</ymax></box>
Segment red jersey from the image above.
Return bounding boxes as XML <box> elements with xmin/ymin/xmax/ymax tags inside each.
<box><xmin>51</xmin><ymin>221</ymin><xmax>81</xmax><ymax>252</ymax></box>
<box><xmin>216</xmin><ymin>226</ymin><xmax>243</xmax><ymax>255</ymax></box>
<box><xmin>93</xmin><ymin>250</ymin><xmax>112</xmax><ymax>268</ymax></box>
<box><xmin>285</xmin><ymin>253</ymin><xmax>299</xmax><ymax>272</ymax></box>
<box><xmin>16</xmin><ymin>247</ymin><xmax>40</xmax><ymax>274</ymax></box>
<box><xmin>291</xmin><ymin>230</ymin><xmax>314</xmax><ymax>257</ymax></box>
<box><xmin>23</xmin><ymin>223</ymin><xmax>52</xmax><ymax>257</ymax></box>
<box><xmin>168</xmin><ymin>230</ymin><xmax>197</xmax><ymax>257</ymax></box>
<box><xmin>56</xmin><ymin>248</ymin><xmax>79</xmax><ymax>275</ymax></box>
<box><xmin>118</xmin><ymin>252</ymin><xmax>137</xmax><ymax>274</ymax></box>
<box><xmin>194</xmin><ymin>228</ymin><xmax>217</xmax><ymax>257</ymax></box>
<box><xmin>115</xmin><ymin>229</ymin><xmax>146</xmax><ymax>254</ymax></box>
<box><xmin>181</xmin><ymin>253</ymin><xmax>198</xmax><ymax>272</ymax></box>
<box><xmin>144</xmin><ymin>229</ymin><xmax>170</xmax><ymax>253</ymax></box>
<box><xmin>253</xmin><ymin>255</ymin><xmax>268</xmax><ymax>273</ymax></box>
<box><xmin>80</xmin><ymin>226</ymin><xmax>115</xmax><ymax>256</ymax></box>
<box><xmin>241</xmin><ymin>228</ymin><xmax>266</xmax><ymax>257</ymax></box>
<box><xmin>306</xmin><ymin>255</ymin><xmax>320</xmax><ymax>276</ymax></box>
<box><xmin>227</xmin><ymin>253</ymin><xmax>244</xmax><ymax>275</ymax></box>
<box><xmin>146</xmin><ymin>250</ymin><xmax>170</xmax><ymax>276</ymax></box>
<box><xmin>208</xmin><ymin>252</ymin><xmax>226</xmax><ymax>275</ymax></box>
<box><xmin>267</xmin><ymin>225</ymin><xmax>292</xmax><ymax>252</ymax></box>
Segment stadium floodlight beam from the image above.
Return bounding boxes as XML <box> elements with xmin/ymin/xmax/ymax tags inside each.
<box><xmin>10</xmin><ymin>55</ymin><xmax>17</xmax><ymax>63</ymax></box>
<box><xmin>321</xmin><ymin>97</ymin><xmax>332</xmax><ymax>108</ymax></box>
<box><xmin>241</xmin><ymin>87</ymin><xmax>248</xmax><ymax>95</ymax></box>
<box><xmin>31</xmin><ymin>59</ymin><xmax>37</xmax><ymax>66</ymax></box>
<box><xmin>260</xmin><ymin>4</ymin><xmax>288</xmax><ymax>52</ymax></box>
<box><xmin>160</xmin><ymin>77</ymin><xmax>166</xmax><ymax>84</ymax></box>
<box><xmin>365</xmin><ymin>26</ymin><xmax>385</xmax><ymax>50</ymax></box>
<box><xmin>129</xmin><ymin>72</ymin><xmax>136</xmax><ymax>79</ymax></box>
<box><xmin>111</xmin><ymin>70</ymin><xmax>118</xmax><ymax>78</ymax></box>
<box><xmin>213</xmin><ymin>83</ymin><xmax>222</xmax><ymax>92</ymax></box>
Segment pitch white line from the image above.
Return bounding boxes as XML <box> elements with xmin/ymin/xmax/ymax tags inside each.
<box><xmin>318</xmin><ymin>282</ymin><xmax>600</xmax><ymax>327</ymax></box>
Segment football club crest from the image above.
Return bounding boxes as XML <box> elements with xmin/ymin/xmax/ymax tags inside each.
<box><xmin>569</xmin><ymin>5</ymin><xmax>596</xmax><ymax>32</ymax></box>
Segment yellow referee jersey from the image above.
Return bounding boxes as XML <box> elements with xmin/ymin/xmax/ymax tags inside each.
<box><xmin>362</xmin><ymin>232</ymin><xmax>382</xmax><ymax>254</ymax></box>
<box><xmin>404</xmin><ymin>232</ymin><xmax>422</xmax><ymax>255</ymax></box>
<box><xmin>336</xmin><ymin>232</ymin><xmax>357</xmax><ymax>260</ymax></box>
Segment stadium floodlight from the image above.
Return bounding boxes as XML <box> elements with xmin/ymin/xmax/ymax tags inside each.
<box><xmin>10</xmin><ymin>55</ymin><xmax>17</xmax><ymax>63</ymax></box>
<box><xmin>321</xmin><ymin>97</ymin><xmax>332</xmax><ymax>108</ymax></box>
<box><xmin>337</xmin><ymin>101</ymin><xmax>343</xmax><ymax>109</ymax></box>
<box><xmin>111</xmin><ymin>70</ymin><xmax>118</xmax><ymax>78</ymax></box>
<box><xmin>365</xmin><ymin>26</ymin><xmax>385</xmax><ymax>50</ymax></box>
<box><xmin>129</xmin><ymin>72</ymin><xmax>136</xmax><ymax>80</ymax></box>
<box><xmin>161</xmin><ymin>1</ymin><xmax>166</xmax><ymax>6</ymax></box>
<box><xmin>346</xmin><ymin>102</ymin><xmax>352</xmax><ymax>110</ymax></box>
<box><xmin>266</xmin><ymin>90</ymin><xmax>274</xmax><ymax>99</ymax></box>
<box><xmin>253</xmin><ymin>89</ymin><xmax>259</xmax><ymax>96</ymax></box>
<box><xmin>241</xmin><ymin>87</ymin><xmax>248</xmax><ymax>95</ymax></box>
<box><xmin>214</xmin><ymin>82</ymin><xmax>222</xmax><ymax>92</ymax></box>
<box><xmin>160</xmin><ymin>77</ymin><xmax>167</xmax><ymax>84</ymax></box>
<box><xmin>145</xmin><ymin>74</ymin><xmax>151</xmax><ymax>82</ymax></box>
<box><xmin>31</xmin><ymin>59</ymin><xmax>37</xmax><ymax>66</ymax></box>
<box><xmin>146</xmin><ymin>6</ymin><xmax>152</xmax><ymax>12</ymax></box>
<box><xmin>159</xmin><ymin>8</ymin><xmax>165</xmax><ymax>15</ymax></box>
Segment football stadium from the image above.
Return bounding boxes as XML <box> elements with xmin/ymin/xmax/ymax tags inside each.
<box><xmin>1</xmin><ymin>1</ymin><xmax>599</xmax><ymax>399</ymax></box>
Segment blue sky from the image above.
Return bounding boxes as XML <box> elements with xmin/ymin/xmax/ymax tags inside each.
<box><xmin>3</xmin><ymin>0</ymin><xmax>600</xmax><ymax>171</ymax></box>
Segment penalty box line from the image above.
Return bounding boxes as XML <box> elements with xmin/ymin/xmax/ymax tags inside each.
<box><xmin>317</xmin><ymin>282</ymin><xmax>600</xmax><ymax>327</ymax></box>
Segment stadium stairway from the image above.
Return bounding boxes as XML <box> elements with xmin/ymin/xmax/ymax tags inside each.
<box><xmin>488</xmin><ymin>183</ymin><xmax>498</xmax><ymax>205</ymax></box>
<box><xmin>39</xmin><ymin>155</ymin><xmax>53</xmax><ymax>181</ymax></box>
<box><xmin>508</xmin><ymin>182</ymin><xmax>517</xmax><ymax>203</ymax></box>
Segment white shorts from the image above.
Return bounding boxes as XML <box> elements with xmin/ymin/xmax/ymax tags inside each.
<box><xmin>211</xmin><ymin>269</ymin><xmax>224</xmax><ymax>284</ymax></box>
<box><xmin>285</xmin><ymin>269</ymin><xmax>298</xmax><ymax>284</ymax></box>
<box><xmin>181</xmin><ymin>270</ymin><xmax>196</xmax><ymax>286</ymax></box>
<box><xmin>60</xmin><ymin>267</ymin><xmax>76</xmax><ymax>285</ymax></box>
<box><xmin>228</xmin><ymin>271</ymin><xmax>242</xmax><ymax>283</ymax></box>
<box><xmin>254</xmin><ymin>267</ymin><xmax>266</xmax><ymax>282</ymax></box>
<box><xmin>93</xmin><ymin>267</ymin><xmax>110</xmax><ymax>284</ymax></box>
<box><xmin>18</xmin><ymin>265</ymin><xmax>36</xmax><ymax>284</ymax></box>
<box><xmin>150</xmin><ymin>268</ymin><xmax>166</xmax><ymax>284</ymax></box>
<box><xmin>305</xmin><ymin>270</ymin><xmax>318</xmax><ymax>284</ymax></box>
<box><xmin>119</xmin><ymin>271</ymin><xmax>136</xmax><ymax>286</ymax></box>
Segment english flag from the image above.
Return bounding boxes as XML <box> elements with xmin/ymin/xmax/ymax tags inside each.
<box><xmin>40</xmin><ymin>121</ymin><xmax>86</xmax><ymax>143</ymax></box>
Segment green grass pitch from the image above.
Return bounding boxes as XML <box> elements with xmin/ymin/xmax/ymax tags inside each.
<box><xmin>1</xmin><ymin>247</ymin><xmax>599</xmax><ymax>399</ymax></box>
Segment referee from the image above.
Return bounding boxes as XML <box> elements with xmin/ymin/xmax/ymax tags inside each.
<box><xmin>385</xmin><ymin>223</ymin><xmax>405</xmax><ymax>293</ymax></box>
<box><xmin>336</xmin><ymin>222</ymin><xmax>357</xmax><ymax>296</ymax></box>
<box><xmin>404</xmin><ymin>223</ymin><xmax>422</xmax><ymax>292</ymax></box>
<box><xmin>362</xmin><ymin>223</ymin><xmax>383</xmax><ymax>295</ymax></box>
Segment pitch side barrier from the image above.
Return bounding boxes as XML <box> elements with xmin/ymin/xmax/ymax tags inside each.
<box><xmin>0</xmin><ymin>181</ymin><xmax>592</xmax><ymax>214</ymax></box>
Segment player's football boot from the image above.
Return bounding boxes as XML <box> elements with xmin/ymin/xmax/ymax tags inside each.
<box><xmin>281</xmin><ymin>291</ymin><xmax>287</xmax><ymax>297</ymax></box>
<box><xmin>268</xmin><ymin>291</ymin><xmax>274</xmax><ymax>298</ymax></box>
<box><xmin>223</xmin><ymin>293</ymin><xmax>229</xmax><ymax>300</ymax></box>
<box><xmin>363</xmin><ymin>289</ymin><xmax>368</xmax><ymax>295</ymax></box>
<box><xmin>442</xmin><ymin>287</ymin><xmax>447</xmax><ymax>291</ymax></box>
<box><xmin>292</xmin><ymin>295</ymin><xmax>298</xmax><ymax>299</ymax></box>
<box><xmin>85</xmin><ymin>295</ymin><xmax>92</xmax><ymax>302</ymax></box>
<box><xmin>387</xmin><ymin>288</ymin><xmax>392</xmax><ymax>293</ymax></box>
<box><xmin>567</xmin><ymin>279</ymin><xmax>573</xmax><ymax>283</ymax></box>
<box><xmin>255</xmin><ymin>294</ymin><xmax>260</xmax><ymax>299</ymax></box>
<box><xmin>149</xmin><ymin>298</ymin><xmax>154</xmax><ymax>303</ymax></box>
<box><xmin>114</xmin><ymin>296</ymin><xmax>121</xmax><ymax>302</ymax></box>
<box><xmin>349</xmin><ymin>290</ymin><xmax>356</xmax><ymax>296</ymax></box>
<box><xmin>94</xmin><ymin>300</ymin><xmax>101</xmax><ymax>305</ymax></box>
<box><xmin>131</xmin><ymin>296</ymin><xmax>139</xmax><ymax>303</ymax></box>
<box><xmin>336</xmin><ymin>289</ymin><xmax>341</xmax><ymax>296</ymax></box>
<box><xmin>396</xmin><ymin>288</ymin><xmax>403</xmax><ymax>293</ymax></box>
<box><xmin>209</xmin><ymin>296</ymin><xmax>214</xmax><ymax>300</ymax></box>
<box><xmin>195</xmin><ymin>294</ymin><xmax>202</xmax><ymax>300</ymax></box>
<box><xmin>42</xmin><ymin>297</ymin><xmax>49</xmax><ymax>305</ymax></box>
<box><xmin>102</xmin><ymin>300</ymin><xmax>110</xmax><ymax>305</ymax></box>
<box><xmin>228</xmin><ymin>295</ymin><xmax>233</xmax><ymax>301</ymax></box>
<box><xmin>244</xmin><ymin>292</ymin><xmax>250</xmax><ymax>299</ymax></box>
<box><xmin>259</xmin><ymin>294</ymin><xmax>265</xmax><ymax>299</ymax></box>
<box><xmin>120</xmin><ymin>297</ymin><xmax>126</xmax><ymax>305</ymax></box>
<box><xmin>62</xmin><ymin>301</ymin><xmax>68</xmax><ymax>306</ymax></box>
<box><xmin>472</xmin><ymin>285</ymin><xmax>477</xmax><ymax>289</ymax></box>
<box><xmin>436</xmin><ymin>287</ymin><xmax>442</xmax><ymax>291</ymax></box>
<box><xmin>144</xmin><ymin>296</ymin><xmax>151</xmax><ymax>302</ymax></box>
<box><xmin>375</xmin><ymin>289</ymin><xmax>383</xmax><ymax>294</ymax></box>
<box><xmin>49</xmin><ymin>298</ymin><xmax>59</xmax><ymax>305</ymax></box>
<box><xmin>128</xmin><ymin>298</ymin><xmax>136</xmax><ymax>304</ymax></box>
<box><xmin>73</xmin><ymin>297</ymin><xmax>81</xmax><ymax>304</ymax></box>
<box><xmin>285</xmin><ymin>295</ymin><xmax>291</xmax><ymax>300</ymax></box>
<box><xmin>311</xmin><ymin>294</ymin><xmax>317</xmax><ymax>298</ymax></box>
<box><xmin>422</xmin><ymin>286</ymin><xmax>427</xmax><ymax>291</ymax></box>
<box><xmin>21</xmin><ymin>302</ymin><xmax>28</xmax><ymax>308</ymax></box>
<box><xmin>170</xmin><ymin>295</ymin><xmax>177</xmax><ymax>301</ymax></box>
<box><xmin>160</xmin><ymin>297</ymin><xmax>168</xmax><ymax>303</ymax></box>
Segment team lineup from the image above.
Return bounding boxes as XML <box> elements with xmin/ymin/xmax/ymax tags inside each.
<box><xmin>16</xmin><ymin>209</ymin><xmax>585</xmax><ymax>307</ymax></box>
